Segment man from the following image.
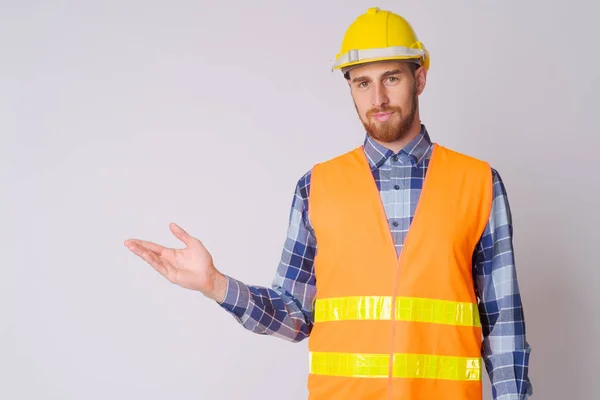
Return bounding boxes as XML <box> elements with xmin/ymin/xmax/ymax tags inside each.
<box><xmin>125</xmin><ymin>7</ymin><xmax>532</xmax><ymax>400</ymax></box>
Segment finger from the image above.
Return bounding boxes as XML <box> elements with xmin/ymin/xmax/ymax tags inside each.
<box><xmin>125</xmin><ymin>241</ymin><xmax>160</xmax><ymax>265</ymax></box>
<box><xmin>125</xmin><ymin>239</ymin><xmax>166</xmax><ymax>255</ymax></box>
<box><xmin>126</xmin><ymin>242</ymin><xmax>169</xmax><ymax>276</ymax></box>
<box><xmin>169</xmin><ymin>222</ymin><xmax>195</xmax><ymax>247</ymax></box>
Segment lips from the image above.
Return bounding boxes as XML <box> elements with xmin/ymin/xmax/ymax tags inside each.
<box><xmin>372</xmin><ymin>111</ymin><xmax>394</xmax><ymax>122</ymax></box>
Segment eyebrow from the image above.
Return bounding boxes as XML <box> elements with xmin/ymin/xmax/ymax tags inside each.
<box><xmin>352</xmin><ymin>69</ymin><xmax>403</xmax><ymax>83</ymax></box>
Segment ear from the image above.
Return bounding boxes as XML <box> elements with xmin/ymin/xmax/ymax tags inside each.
<box><xmin>414</xmin><ymin>66</ymin><xmax>427</xmax><ymax>95</ymax></box>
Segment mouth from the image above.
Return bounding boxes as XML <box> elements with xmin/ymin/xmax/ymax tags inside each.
<box><xmin>371</xmin><ymin>111</ymin><xmax>394</xmax><ymax>122</ymax></box>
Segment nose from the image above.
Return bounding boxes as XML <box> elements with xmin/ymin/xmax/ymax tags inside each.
<box><xmin>372</xmin><ymin>82</ymin><xmax>389</xmax><ymax>108</ymax></box>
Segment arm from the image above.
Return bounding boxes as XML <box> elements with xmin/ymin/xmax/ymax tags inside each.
<box><xmin>473</xmin><ymin>168</ymin><xmax>533</xmax><ymax>400</ymax></box>
<box><xmin>217</xmin><ymin>171</ymin><xmax>317</xmax><ymax>342</ymax></box>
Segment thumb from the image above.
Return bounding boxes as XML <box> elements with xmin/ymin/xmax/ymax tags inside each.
<box><xmin>170</xmin><ymin>222</ymin><xmax>195</xmax><ymax>246</ymax></box>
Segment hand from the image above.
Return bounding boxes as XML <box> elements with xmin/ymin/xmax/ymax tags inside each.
<box><xmin>124</xmin><ymin>223</ymin><xmax>228</xmax><ymax>302</ymax></box>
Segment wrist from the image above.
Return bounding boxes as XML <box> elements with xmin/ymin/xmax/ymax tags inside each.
<box><xmin>208</xmin><ymin>270</ymin><xmax>228</xmax><ymax>303</ymax></box>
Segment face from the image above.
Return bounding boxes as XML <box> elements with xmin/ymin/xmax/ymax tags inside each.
<box><xmin>347</xmin><ymin>60</ymin><xmax>426</xmax><ymax>143</ymax></box>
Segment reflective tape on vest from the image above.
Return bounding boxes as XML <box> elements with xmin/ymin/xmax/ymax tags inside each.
<box><xmin>314</xmin><ymin>296</ymin><xmax>481</xmax><ymax>327</ymax></box>
<box><xmin>309</xmin><ymin>351</ymin><xmax>481</xmax><ymax>381</ymax></box>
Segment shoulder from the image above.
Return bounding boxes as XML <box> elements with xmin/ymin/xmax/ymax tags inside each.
<box><xmin>313</xmin><ymin>147</ymin><xmax>364</xmax><ymax>170</ymax></box>
<box><xmin>435</xmin><ymin>144</ymin><xmax>503</xmax><ymax>182</ymax></box>
<box><xmin>435</xmin><ymin>144</ymin><xmax>490</xmax><ymax>168</ymax></box>
<box><xmin>297</xmin><ymin>147</ymin><xmax>363</xmax><ymax>196</ymax></box>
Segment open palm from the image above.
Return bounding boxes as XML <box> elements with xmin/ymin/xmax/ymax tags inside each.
<box><xmin>124</xmin><ymin>223</ymin><xmax>222</xmax><ymax>297</ymax></box>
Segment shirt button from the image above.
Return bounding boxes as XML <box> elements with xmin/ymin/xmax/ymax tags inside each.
<box><xmin>394</xmin><ymin>185</ymin><xmax>400</xmax><ymax>190</ymax></box>
<box><xmin>392</xmin><ymin>221</ymin><xmax>399</xmax><ymax>227</ymax></box>
<box><xmin>391</xmin><ymin>155</ymin><xmax>398</xmax><ymax>162</ymax></box>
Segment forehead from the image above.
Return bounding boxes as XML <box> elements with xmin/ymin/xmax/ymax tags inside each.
<box><xmin>348</xmin><ymin>60</ymin><xmax>410</xmax><ymax>78</ymax></box>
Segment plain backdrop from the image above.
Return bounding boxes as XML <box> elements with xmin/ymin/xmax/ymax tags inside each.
<box><xmin>1</xmin><ymin>0</ymin><xmax>599</xmax><ymax>399</ymax></box>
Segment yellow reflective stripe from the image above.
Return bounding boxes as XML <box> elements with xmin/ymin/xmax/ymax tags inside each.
<box><xmin>314</xmin><ymin>296</ymin><xmax>480</xmax><ymax>327</ymax></box>
<box><xmin>309</xmin><ymin>352</ymin><xmax>481</xmax><ymax>381</ymax></box>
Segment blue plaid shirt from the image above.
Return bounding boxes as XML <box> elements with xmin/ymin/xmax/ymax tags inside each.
<box><xmin>219</xmin><ymin>125</ymin><xmax>533</xmax><ymax>400</ymax></box>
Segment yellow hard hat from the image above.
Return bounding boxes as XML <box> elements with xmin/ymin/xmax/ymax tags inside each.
<box><xmin>331</xmin><ymin>7</ymin><xmax>430</xmax><ymax>74</ymax></box>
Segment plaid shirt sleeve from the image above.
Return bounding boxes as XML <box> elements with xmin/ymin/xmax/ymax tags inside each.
<box><xmin>474</xmin><ymin>168</ymin><xmax>533</xmax><ymax>400</ymax></box>
<box><xmin>217</xmin><ymin>171</ymin><xmax>316</xmax><ymax>342</ymax></box>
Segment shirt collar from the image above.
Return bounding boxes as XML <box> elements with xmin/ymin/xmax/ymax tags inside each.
<box><xmin>363</xmin><ymin>124</ymin><xmax>433</xmax><ymax>170</ymax></box>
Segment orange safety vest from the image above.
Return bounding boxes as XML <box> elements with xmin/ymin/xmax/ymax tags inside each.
<box><xmin>307</xmin><ymin>143</ymin><xmax>493</xmax><ymax>400</ymax></box>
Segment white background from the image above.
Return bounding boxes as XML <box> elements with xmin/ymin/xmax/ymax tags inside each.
<box><xmin>1</xmin><ymin>1</ymin><xmax>599</xmax><ymax>399</ymax></box>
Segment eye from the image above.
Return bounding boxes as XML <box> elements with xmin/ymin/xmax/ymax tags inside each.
<box><xmin>386</xmin><ymin>76</ymin><xmax>399</xmax><ymax>83</ymax></box>
<box><xmin>358</xmin><ymin>81</ymin><xmax>369</xmax><ymax>89</ymax></box>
